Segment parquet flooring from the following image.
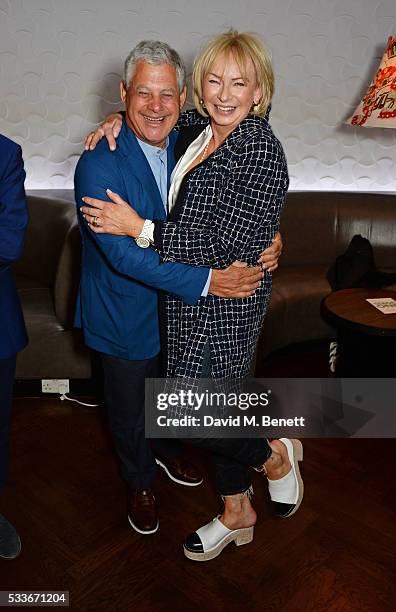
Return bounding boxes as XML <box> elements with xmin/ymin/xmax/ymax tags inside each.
<box><xmin>2</xmin><ymin>344</ymin><xmax>396</xmax><ymax>611</ymax></box>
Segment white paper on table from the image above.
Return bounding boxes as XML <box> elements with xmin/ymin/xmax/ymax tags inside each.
<box><xmin>366</xmin><ymin>298</ymin><xmax>396</xmax><ymax>314</ymax></box>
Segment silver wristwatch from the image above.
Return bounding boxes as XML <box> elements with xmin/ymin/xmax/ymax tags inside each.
<box><xmin>135</xmin><ymin>219</ymin><xmax>154</xmax><ymax>249</ymax></box>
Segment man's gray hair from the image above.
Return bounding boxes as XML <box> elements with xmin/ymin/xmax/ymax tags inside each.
<box><xmin>124</xmin><ymin>40</ymin><xmax>186</xmax><ymax>91</ymax></box>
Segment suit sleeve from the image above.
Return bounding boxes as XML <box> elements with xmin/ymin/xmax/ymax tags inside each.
<box><xmin>75</xmin><ymin>154</ymin><xmax>208</xmax><ymax>305</ymax></box>
<box><xmin>153</xmin><ymin>134</ymin><xmax>289</xmax><ymax>268</ymax></box>
<box><xmin>0</xmin><ymin>144</ymin><xmax>28</xmax><ymax>270</ymax></box>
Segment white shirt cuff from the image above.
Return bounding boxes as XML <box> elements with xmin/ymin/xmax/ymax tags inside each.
<box><xmin>145</xmin><ymin>220</ymin><xmax>155</xmax><ymax>242</ymax></box>
<box><xmin>201</xmin><ymin>269</ymin><xmax>212</xmax><ymax>296</ymax></box>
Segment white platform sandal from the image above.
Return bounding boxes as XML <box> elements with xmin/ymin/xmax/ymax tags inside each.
<box><xmin>183</xmin><ymin>516</ymin><xmax>254</xmax><ymax>561</ymax></box>
<box><xmin>267</xmin><ymin>438</ymin><xmax>304</xmax><ymax>518</ymax></box>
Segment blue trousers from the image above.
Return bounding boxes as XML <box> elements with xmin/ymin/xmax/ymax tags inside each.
<box><xmin>101</xmin><ymin>352</ymin><xmax>182</xmax><ymax>490</ymax></box>
<box><xmin>0</xmin><ymin>355</ymin><xmax>16</xmax><ymax>495</ymax></box>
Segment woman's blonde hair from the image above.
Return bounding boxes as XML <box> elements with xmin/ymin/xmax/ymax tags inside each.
<box><xmin>192</xmin><ymin>30</ymin><xmax>274</xmax><ymax>118</ymax></box>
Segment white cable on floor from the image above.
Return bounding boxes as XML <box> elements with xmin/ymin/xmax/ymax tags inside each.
<box><xmin>59</xmin><ymin>393</ymin><xmax>99</xmax><ymax>407</ymax></box>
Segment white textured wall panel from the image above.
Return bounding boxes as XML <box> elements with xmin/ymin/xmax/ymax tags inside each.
<box><xmin>1</xmin><ymin>0</ymin><xmax>396</xmax><ymax>190</ymax></box>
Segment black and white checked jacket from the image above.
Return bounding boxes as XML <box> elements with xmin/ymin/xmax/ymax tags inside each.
<box><xmin>155</xmin><ymin>111</ymin><xmax>289</xmax><ymax>379</ymax></box>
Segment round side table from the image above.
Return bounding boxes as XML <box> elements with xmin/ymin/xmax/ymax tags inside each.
<box><xmin>322</xmin><ymin>288</ymin><xmax>396</xmax><ymax>375</ymax></box>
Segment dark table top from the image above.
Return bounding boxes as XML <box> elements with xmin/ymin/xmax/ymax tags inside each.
<box><xmin>322</xmin><ymin>288</ymin><xmax>396</xmax><ymax>337</ymax></box>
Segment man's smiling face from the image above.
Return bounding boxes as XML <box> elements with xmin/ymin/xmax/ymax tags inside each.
<box><xmin>120</xmin><ymin>61</ymin><xmax>187</xmax><ymax>148</ymax></box>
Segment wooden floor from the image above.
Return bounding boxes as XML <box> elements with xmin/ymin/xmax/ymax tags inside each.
<box><xmin>2</xmin><ymin>345</ymin><xmax>396</xmax><ymax>611</ymax></box>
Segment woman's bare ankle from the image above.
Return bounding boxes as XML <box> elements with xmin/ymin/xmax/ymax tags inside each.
<box><xmin>220</xmin><ymin>494</ymin><xmax>257</xmax><ymax>530</ymax></box>
<box><xmin>263</xmin><ymin>440</ymin><xmax>291</xmax><ymax>480</ymax></box>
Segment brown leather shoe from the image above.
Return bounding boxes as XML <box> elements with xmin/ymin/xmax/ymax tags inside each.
<box><xmin>155</xmin><ymin>456</ymin><xmax>203</xmax><ymax>487</ymax></box>
<box><xmin>127</xmin><ymin>489</ymin><xmax>159</xmax><ymax>535</ymax></box>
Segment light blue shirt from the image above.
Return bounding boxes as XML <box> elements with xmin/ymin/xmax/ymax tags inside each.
<box><xmin>136</xmin><ymin>136</ymin><xmax>211</xmax><ymax>296</ymax></box>
<box><xmin>136</xmin><ymin>137</ymin><xmax>169</xmax><ymax>213</ymax></box>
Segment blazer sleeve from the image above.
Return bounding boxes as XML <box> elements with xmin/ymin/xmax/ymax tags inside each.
<box><xmin>153</xmin><ymin>132</ymin><xmax>289</xmax><ymax>268</ymax></box>
<box><xmin>75</xmin><ymin>153</ymin><xmax>208</xmax><ymax>305</ymax></box>
<box><xmin>0</xmin><ymin>143</ymin><xmax>28</xmax><ymax>270</ymax></box>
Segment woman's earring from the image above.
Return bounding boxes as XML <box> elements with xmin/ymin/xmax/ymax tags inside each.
<box><xmin>251</xmin><ymin>100</ymin><xmax>260</xmax><ymax>113</ymax></box>
<box><xmin>199</xmin><ymin>99</ymin><xmax>206</xmax><ymax>109</ymax></box>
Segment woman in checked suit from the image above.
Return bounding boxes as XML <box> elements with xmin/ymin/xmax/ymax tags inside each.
<box><xmin>82</xmin><ymin>31</ymin><xmax>304</xmax><ymax>561</ymax></box>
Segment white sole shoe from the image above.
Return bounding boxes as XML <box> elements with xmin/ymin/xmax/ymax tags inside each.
<box><xmin>155</xmin><ymin>458</ymin><xmax>203</xmax><ymax>487</ymax></box>
<box><xmin>127</xmin><ymin>515</ymin><xmax>159</xmax><ymax>535</ymax></box>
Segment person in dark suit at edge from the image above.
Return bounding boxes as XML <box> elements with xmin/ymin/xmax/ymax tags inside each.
<box><xmin>0</xmin><ymin>134</ymin><xmax>29</xmax><ymax>559</ymax></box>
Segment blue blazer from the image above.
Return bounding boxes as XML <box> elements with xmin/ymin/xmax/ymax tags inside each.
<box><xmin>0</xmin><ymin>135</ymin><xmax>28</xmax><ymax>359</ymax></box>
<box><xmin>74</xmin><ymin>121</ymin><xmax>208</xmax><ymax>360</ymax></box>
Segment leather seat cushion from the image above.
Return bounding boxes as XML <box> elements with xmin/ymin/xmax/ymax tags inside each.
<box><xmin>15</xmin><ymin>282</ymin><xmax>90</xmax><ymax>379</ymax></box>
<box><xmin>257</xmin><ymin>266</ymin><xmax>335</xmax><ymax>358</ymax></box>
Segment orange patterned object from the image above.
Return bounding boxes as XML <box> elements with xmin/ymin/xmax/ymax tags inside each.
<box><xmin>347</xmin><ymin>36</ymin><xmax>396</xmax><ymax>128</ymax></box>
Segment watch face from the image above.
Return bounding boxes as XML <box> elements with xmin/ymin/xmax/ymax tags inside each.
<box><xmin>136</xmin><ymin>236</ymin><xmax>150</xmax><ymax>248</ymax></box>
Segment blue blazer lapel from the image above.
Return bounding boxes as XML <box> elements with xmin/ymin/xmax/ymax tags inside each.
<box><xmin>117</xmin><ymin>123</ymin><xmax>165</xmax><ymax>220</ymax></box>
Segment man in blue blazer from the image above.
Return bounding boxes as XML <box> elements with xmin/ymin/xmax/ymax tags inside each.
<box><xmin>74</xmin><ymin>41</ymin><xmax>263</xmax><ymax>535</ymax></box>
<box><xmin>0</xmin><ymin>134</ymin><xmax>28</xmax><ymax>559</ymax></box>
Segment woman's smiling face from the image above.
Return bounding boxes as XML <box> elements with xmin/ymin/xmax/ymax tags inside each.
<box><xmin>201</xmin><ymin>52</ymin><xmax>261</xmax><ymax>136</ymax></box>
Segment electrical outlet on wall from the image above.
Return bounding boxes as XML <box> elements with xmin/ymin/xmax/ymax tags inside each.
<box><xmin>41</xmin><ymin>379</ymin><xmax>70</xmax><ymax>394</ymax></box>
